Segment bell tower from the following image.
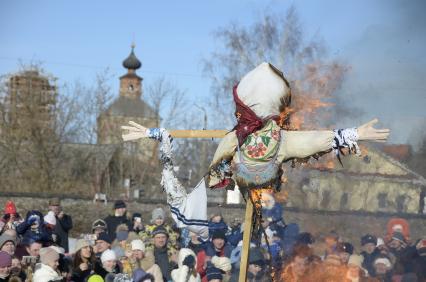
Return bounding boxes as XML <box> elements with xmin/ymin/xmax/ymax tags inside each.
<box><xmin>120</xmin><ymin>43</ymin><xmax>142</xmax><ymax>99</ymax></box>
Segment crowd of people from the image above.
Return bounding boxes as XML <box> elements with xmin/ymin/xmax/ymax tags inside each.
<box><xmin>0</xmin><ymin>194</ymin><xmax>425</xmax><ymax>282</ymax></box>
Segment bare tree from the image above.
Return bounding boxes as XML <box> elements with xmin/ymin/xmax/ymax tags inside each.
<box><xmin>202</xmin><ymin>6</ymin><xmax>349</xmax><ymax>130</ymax></box>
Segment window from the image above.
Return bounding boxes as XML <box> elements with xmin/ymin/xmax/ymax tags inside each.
<box><xmin>378</xmin><ymin>193</ymin><xmax>387</xmax><ymax>209</ymax></box>
<box><xmin>340</xmin><ymin>193</ymin><xmax>349</xmax><ymax>209</ymax></box>
<box><xmin>396</xmin><ymin>195</ymin><xmax>406</xmax><ymax>212</ymax></box>
<box><xmin>321</xmin><ymin>190</ymin><xmax>331</xmax><ymax>209</ymax></box>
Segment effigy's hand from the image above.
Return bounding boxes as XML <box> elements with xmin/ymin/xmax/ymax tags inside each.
<box><xmin>121</xmin><ymin>121</ymin><xmax>148</xmax><ymax>142</ymax></box>
<box><xmin>357</xmin><ymin>118</ymin><xmax>390</xmax><ymax>142</ymax></box>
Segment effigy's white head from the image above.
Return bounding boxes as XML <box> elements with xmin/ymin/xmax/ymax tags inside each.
<box><xmin>236</xmin><ymin>62</ymin><xmax>291</xmax><ymax>119</ymax></box>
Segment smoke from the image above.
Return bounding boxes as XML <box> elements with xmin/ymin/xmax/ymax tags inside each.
<box><xmin>335</xmin><ymin>0</ymin><xmax>426</xmax><ymax>146</ymax></box>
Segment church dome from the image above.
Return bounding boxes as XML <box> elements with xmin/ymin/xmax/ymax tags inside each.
<box><xmin>122</xmin><ymin>44</ymin><xmax>142</xmax><ymax>70</ymax></box>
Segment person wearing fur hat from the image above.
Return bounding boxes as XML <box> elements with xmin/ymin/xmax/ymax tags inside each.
<box><xmin>104</xmin><ymin>200</ymin><xmax>131</xmax><ymax>241</ymax></box>
<box><xmin>338</xmin><ymin>242</ymin><xmax>354</xmax><ymax>265</ymax></box>
<box><xmin>0</xmin><ymin>201</ymin><xmax>21</xmax><ymax>235</ymax></box>
<box><xmin>71</xmin><ymin>239</ymin><xmax>96</xmax><ymax>282</ymax></box>
<box><xmin>48</xmin><ymin>198</ymin><xmax>73</xmax><ymax>253</ymax></box>
<box><xmin>94</xmin><ymin>249</ymin><xmax>121</xmax><ymax>279</ymax></box>
<box><xmin>171</xmin><ymin>248</ymin><xmax>201</xmax><ymax>282</ymax></box>
<box><xmin>33</xmin><ymin>247</ymin><xmax>62</xmax><ymax>282</ymax></box>
<box><xmin>121</xmin><ymin>239</ymin><xmax>162</xmax><ymax>281</ymax></box>
<box><xmin>361</xmin><ymin>234</ymin><xmax>381</xmax><ymax>277</ymax></box>
<box><xmin>0</xmin><ymin>234</ymin><xmax>16</xmax><ymax>256</ymax></box>
<box><xmin>0</xmin><ymin>251</ymin><xmax>12</xmax><ymax>282</ymax></box>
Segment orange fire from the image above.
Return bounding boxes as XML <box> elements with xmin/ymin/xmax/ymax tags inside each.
<box><xmin>287</xmin><ymin>62</ymin><xmax>348</xmax><ymax>130</ymax></box>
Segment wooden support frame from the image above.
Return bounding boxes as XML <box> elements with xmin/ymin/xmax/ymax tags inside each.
<box><xmin>239</xmin><ymin>197</ymin><xmax>254</xmax><ymax>282</ymax></box>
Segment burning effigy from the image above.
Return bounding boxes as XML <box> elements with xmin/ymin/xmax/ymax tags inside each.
<box><xmin>121</xmin><ymin>62</ymin><xmax>390</xmax><ymax>280</ymax></box>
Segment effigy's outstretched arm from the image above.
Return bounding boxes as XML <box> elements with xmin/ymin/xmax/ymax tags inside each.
<box><xmin>278</xmin><ymin>118</ymin><xmax>390</xmax><ymax>162</ymax></box>
<box><xmin>121</xmin><ymin>123</ymin><xmax>209</xmax><ymax>240</ymax></box>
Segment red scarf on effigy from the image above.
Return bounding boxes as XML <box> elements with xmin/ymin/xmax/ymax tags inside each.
<box><xmin>232</xmin><ymin>84</ymin><xmax>280</xmax><ymax>146</ymax></box>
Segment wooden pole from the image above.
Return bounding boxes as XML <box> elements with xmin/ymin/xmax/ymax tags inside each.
<box><xmin>239</xmin><ymin>197</ymin><xmax>254</xmax><ymax>282</ymax></box>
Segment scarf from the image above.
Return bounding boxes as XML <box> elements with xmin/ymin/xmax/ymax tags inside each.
<box><xmin>232</xmin><ymin>84</ymin><xmax>280</xmax><ymax>146</ymax></box>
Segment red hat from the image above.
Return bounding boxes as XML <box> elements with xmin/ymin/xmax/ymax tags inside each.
<box><xmin>4</xmin><ymin>201</ymin><xmax>16</xmax><ymax>215</ymax></box>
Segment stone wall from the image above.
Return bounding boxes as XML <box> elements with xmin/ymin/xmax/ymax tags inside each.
<box><xmin>1</xmin><ymin>196</ymin><xmax>425</xmax><ymax>250</ymax></box>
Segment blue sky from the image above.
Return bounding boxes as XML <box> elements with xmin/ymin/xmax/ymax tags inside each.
<box><xmin>1</xmin><ymin>0</ymin><xmax>425</xmax><ymax>145</ymax></box>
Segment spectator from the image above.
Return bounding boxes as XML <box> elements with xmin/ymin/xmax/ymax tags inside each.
<box><xmin>132</xmin><ymin>213</ymin><xmax>144</xmax><ymax>234</ymax></box>
<box><xmin>33</xmin><ymin>247</ymin><xmax>61</xmax><ymax>282</ymax></box>
<box><xmin>171</xmin><ymin>248</ymin><xmax>200</xmax><ymax>282</ymax></box>
<box><xmin>197</xmin><ymin>230</ymin><xmax>232</xmax><ymax>282</ymax></box>
<box><xmin>111</xmin><ymin>224</ymin><xmax>129</xmax><ymax>259</ymax></box>
<box><xmin>205</xmin><ymin>266</ymin><xmax>222</xmax><ymax>282</ymax></box>
<box><xmin>104</xmin><ymin>200</ymin><xmax>131</xmax><ymax>241</ymax></box>
<box><xmin>345</xmin><ymin>254</ymin><xmax>373</xmax><ymax>282</ymax></box>
<box><xmin>141</xmin><ymin>207</ymin><xmax>179</xmax><ymax>253</ymax></box>
<box><xmin>71</xmin><ymin>239</ymin><xmax>96</xmax><ymax>282</ymax></box>
<box><xmin>361</xmin><ymin>234</ymin><xmax>380</xmax><ymax>276</ymax></box>
<box><xmin>92</xmin><ymin>219</ymin><xmax>108</xmax><ymax>236</ymax></box>
<box><xmin>95</xmin><ymin>249</ymin><xmax>120</xmax><ymax>278</ymax></box>
<box><xmin>247</xmin><ymin>247</ymin><xmax>268</xmax><ymax>282</ymax></box>
<box><xmin>94</xmin><ymin>232</ymin><xmax>112</xmax><ymax>258</ymax></box>
<box><xmin>9</xmin><ymin>255</ymin><xmax>26</xmax><ymax>281</ymax></box>
<box><xmin>387</xmin><ymin>231</ymin><xmax>413</xmax><ymax>275</ymax></box>
<box><xmin>211</xmin><ymin>256</ymin><xmax>231</xmax><ymax>281</ymax></box>
<box><xmin>0</xmin><ymin>251</ymin><xmax>12</xmax><ymax>282</ymax></box>
<box><xmin>281</xmin><ymin>245</ymin><xmax>312</xmax><ymax>281</ymax></box>
<box><xmin>122</xmin><ymin>239</ymin><xmax>162</xmax><ymax>281</ymax></box>
<box><xmin>152</xmin><ymin>225</ymin><xmax>177</xmax><ymax>282</ymax></box>
<box><xmin>0</xmin><ymin>234</ymin><xmax>16</xmax><ymax>256</ymax></box>
<box><xmin>187</xmin><ymin>231</ymin><xmax>203</xmax><ymax>255</ymax></box>
<box><xmin>50</xmin><ymin>245</ymin><xmax>70</xmax><ymax>280</ymax></box>
<box><xmin>208</xmin><ymin>213</ymin><xmax>228</xmax><ymax>238</ymax></box>
<box><xmin>16</xmin><ymin>211</ymin><xmax>51</xmax><ymax>244</ymax></box>
<box><xmin>44</xmin><ymin>211</ymin><xmax>60</xmax><ymax>246</ymax></box>
<box><xmin>132</xmin><ymin>269</ymin><xmax>155</xmax><ymax>282</ymax></box>
<box><xmin>372</xmin><ymin>255</ymin><xmax>393</xmax><ymax>281</ymax></box>
<box><xmin>412</xmin><ymin>238</ymin><xmax>426</xmax><ymax>281</ymax></box>
<box><xmin>337</xmin><ymin>242</ymin><xmax>354</xmax><ymax>265</ymax></box>
<box><xmin>14</xmin><ymin>237</ymin><xmax>42</xmax><ymax>262</ymax></box>
<box><xmin>0</xmin><ymin>201</ymin><xmax>21</xmax><ymax>235</ymax></box>
<box><xmin>49</xmin><ymin>198</ymin><xmax>73</xmax><ymax>253</ymax></box>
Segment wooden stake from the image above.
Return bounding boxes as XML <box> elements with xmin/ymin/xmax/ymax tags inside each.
<box><xmin>239</xmin><ymin>197</ymin><xmax>254</xmax><ymax>282</ymax></box>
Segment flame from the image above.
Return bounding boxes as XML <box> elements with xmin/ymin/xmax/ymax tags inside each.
<box><xmin>287</xmin><ymin>62</ymin><xmax>348</xmax><ymax>130</ymax></box>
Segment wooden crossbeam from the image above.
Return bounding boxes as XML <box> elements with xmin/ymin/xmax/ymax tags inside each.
<box><xmin>168</xmin><ymin>129</ymin><xmax>228</xmax><ymax>139</ymax></box>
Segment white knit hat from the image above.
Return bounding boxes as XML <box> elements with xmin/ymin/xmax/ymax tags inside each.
<box><xmin>44</xmin><ymin>211</ymin><xmax>56</xmax><ymax>225</ymax></box>
<box><xmin>211</xmin><ymin>256</ymin><xmax>232</xmax><ymax>272</ymax></box>
<box><xmin>131</xmin><ymin>239</ymin><xmax>145</xmax><ymax>252</ymax></box>
<box><xmin>101</xmin><ymin>249</ymin><xmax>116</xmax><ymax>263</ymax></box>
